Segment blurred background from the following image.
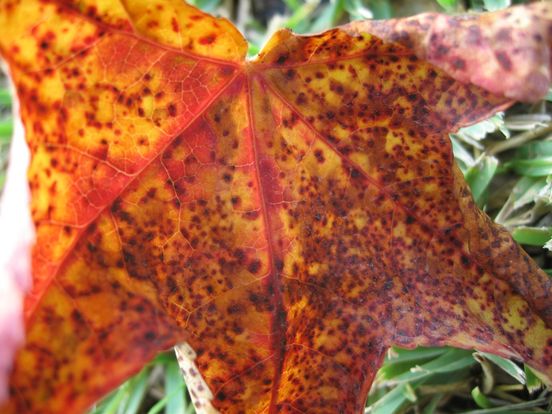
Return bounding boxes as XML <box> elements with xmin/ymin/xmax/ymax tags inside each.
<box><xmin>1</xmin><ymin>0</ymin><xmax>551</xmax><ymax>413</ymax></box>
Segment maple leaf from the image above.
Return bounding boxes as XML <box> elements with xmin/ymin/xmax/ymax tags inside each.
<box><xmin>1</xmin><ymin>1</ymin><xmax>552</xmax><ymax>413</ymax></box>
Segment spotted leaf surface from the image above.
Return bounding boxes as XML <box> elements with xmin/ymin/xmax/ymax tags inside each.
<box><xmin>1</xmin><ymin>1</ymin><xmax>552</xmax><ymax>413</ymax></box>
<box><xmin>346</xmin><ymin>2</ymin><xmax>552</xmax><ymax>102</ymax></box>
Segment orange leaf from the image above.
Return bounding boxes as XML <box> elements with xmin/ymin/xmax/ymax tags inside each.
<box><xmin>1</xmin><ymin>1</ymin><xmax>551</xmax><ymax>413</ymax></box>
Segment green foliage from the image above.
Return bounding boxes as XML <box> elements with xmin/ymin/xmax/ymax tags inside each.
<box><xmin>482</xmin><ymin>0</ymin><xmax>511</xmax><ymax>12</ymax></box>
<box><xmin>435</xmin><ymin>0</ymin><xmax>458</xmax><ymax>12</ymax></box>
<box><xmin>89</xmin><ymin>364</ymin><xmax>149</xmax><ymax>414</ymax></box>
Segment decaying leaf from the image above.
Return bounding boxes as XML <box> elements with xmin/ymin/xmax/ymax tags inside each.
<box><xmin>0</xmin><ymin>1</ymin><xmax>551</xmax><ymax>413</ymax></box>
<box><xmin>347</xmin><ymin>2</ymin><xmax>552</xmax><ymax>102</ymax></box>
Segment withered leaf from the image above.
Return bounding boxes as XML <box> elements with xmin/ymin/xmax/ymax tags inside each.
<box><xmin>346</xmin><ymin>2</ymin><xmax>552</xmax><ymax>102</ymax></box>
<box><xmin>0</xmin><ymin>1</ymin><xmax>551</xmax><ymax>413</ymax></box>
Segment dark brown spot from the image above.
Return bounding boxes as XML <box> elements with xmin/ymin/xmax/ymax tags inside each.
<box><xmin>276</xmin><ymin>54</ymin><xmax>288</xmax><ymax>65</ymax></box>
<box><xmin>314</xmin><ymin>149</ymin><xmax>325</xmax><ymax>163</ymax></box>
<box><xmin>452</xmin><ymin>58</ymin><xmax>466</xmax><ymax>70</ymax></box>
<box><xmin>248</xmin><ymin>260</ymin><xmax>261</xmax><ymax>274</ymax></box>
<box><xmin>168</xmin><ymin>104</ymin><xmax>177</xmax><ymax>117</ymax></box>
<box><xmin>495</xmin><ymin>51</ymin><xmax>512</xmax><ymax>71</ymax></box>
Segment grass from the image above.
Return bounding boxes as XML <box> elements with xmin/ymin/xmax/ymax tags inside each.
<box><xmin>1</xmin><ymin>0</ymin><xmax>551</xmax><ymax>413</ymax></box>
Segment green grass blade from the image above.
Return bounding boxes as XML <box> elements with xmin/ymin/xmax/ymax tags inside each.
<box><xmin>247</xmin><ymin>43</ymin><xmax>260</xmax><ymax>57</ymax></box>
<box><xmin>387</xmin><ymin>347</ymin><xmax>448</xmax><ymax>364</ymax></box>
<box><xmin>0</xmin><ymin>89</ymin><xmax>11</xmax><ymax>107</ymax></box>
<box><xmin>88</xmin><ymin>393</ymin><xmax>117</xmax><ymax>414</ymax></box>
<box><xmin>507</xmin><ymin>157</ymin><xmax>552</xmax><ymax>177</ymax></box>
<box><xmin>344</xmin><ymin>0</ymin><xmax>373</xmax><ymax>19</ymax></box>
<box><xmin>310</xmin><ymin>0</ymin><xmax>345</xmax><ymax>33</ymax></box>
<box><xmin>422</xmin><ymin>393</ymin><xmax>444</xmax><ymax>414</ymax></box>
<box><xmin>0</xmin><ymin>118</ymin><xmax>13</xmax><ymax>141</ymax></box>
<box><xmin>283</xmin><ymin>0</ymin><xmax>301</xmax><ymax>12</ymax></box>
<box><xmin>165</xmin><ymin>359</ymin><xmax>187</xmax><ymax>414</ymax></box>
<box><xmin>451</xmin><ymin>136</ymin><xmax>475</xmax><ymax>171</ymax></box>
<box><xmin>465</xmin><ymin>156</ymin><xmax>498</xmax><ymax>205</ymax></box>
<box><xmin>283</xmin><ymin>1</ymin><xmax>319</xmax><ymax>32</ymax></box>
<box><xmin>146</xmin><ymin>397</ymin><xmax>168</xmax><ymax>414</ymax></box>
<box><xmin>512</xmin><ymin>227</ymin><xmax>552</xmax><ymax>247</ymax></box>
<box><xmin>146</xmin><ymin>374</ymin><xmax>186</xmax><ymax>414</ymax></box>
<box><xmin>369</xmin><ymin>380</ymin><xmax>424</xmax><ymax>414</ymax></box>
<box><xmin>389</xmin><ymin>349</ymin><xmax>475</xmax><ymax>384</ymax></box>
<box><xmin>460</xmin><ymin>397</ymin><xmax>548</xmax><ymax>413</ymax></box>
<box><xmin>367</xmin><ymin>0</ymin><xmax>392</xmax><ymax>19</ymax></box>
<box><xmin>96</xmin><ymin>384</ymin><xmax>130</xmax><ymax>414</ymax></box>
<box><xmin>523</xmin><ymin>365</ymin><xmax>542</xmax><ymax>394</ymax></box>
<box><xmin>187</xmin><ymin>0</ymin><xmax>221</xmax><ymax>13</ymax></box>
<box><xmin>435</xmin><ymin>0</ymin><xmax>458</xmax><ymax>12</ymax></box>
<box><xmin>483</xmin><ymin>0</ymin><xmax>510</xmax><ymax>11</ymax></box>
<box><xmin>510</xmin><ymin>176</ymin><xmax>547</xmax><ymax>210</ymax></box>
<box><xmin>471</xmin><ymin>386</ymin><xmax>493</xmax><ymax>409</ymax></box>
<box><xmin>516</xmin><ymin>141</ymin><xmax>552</xmax><ymax>158</ymax></box>
<box><xmin>123</xmin><ymin>368</ymin><xmax>150</xmax><ymax>414</ymax></box>
<box><xmin>379</xmin><ymin>347</ymin><xmax>449</xmax><ymax>379</ymax></box>
<box><xmin>478</xmin><ymin>353</ymin><xmax>526</xmax><ymax>384</ymax></box>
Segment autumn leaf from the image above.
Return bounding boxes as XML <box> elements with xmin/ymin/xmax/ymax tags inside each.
<box><xmin>346</xmin><ymin>3</ymin><xmax>552</xmax><ymax>102</ymax></box>
<box><xmin>0</xmin><ymin>1</ymin><xmax>552</xmax><ymax>413</ymax></box>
